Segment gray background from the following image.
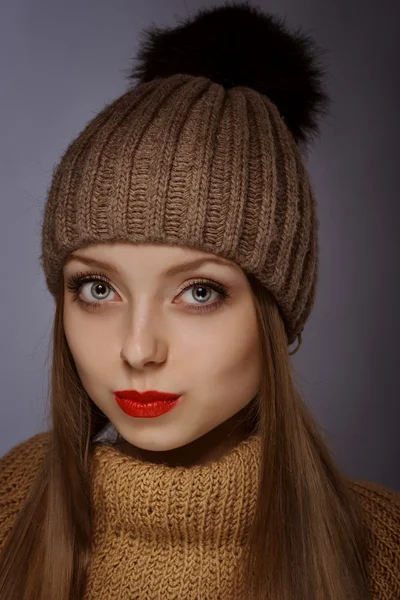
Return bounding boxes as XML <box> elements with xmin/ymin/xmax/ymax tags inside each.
<box><xmin>1</xmin><ymin>0</ymin><xmax>399</xmax><ymax>490</ymax></box>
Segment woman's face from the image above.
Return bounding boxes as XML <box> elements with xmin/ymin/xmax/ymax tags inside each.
<box><xmin>63</xmin><ymin>242</ymin><xmax>262</xmax><ymax>463</ymax></box>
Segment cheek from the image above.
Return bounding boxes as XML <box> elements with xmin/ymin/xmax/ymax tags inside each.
<box><xmin>179</xmin><ymin>306</ymin><xmax>261</xmax><ymax>382</ymax></box>
<box><xmin>63</xmin><ymin>312</ymin><xmax>112</xmax><ymax>379</ymax></box>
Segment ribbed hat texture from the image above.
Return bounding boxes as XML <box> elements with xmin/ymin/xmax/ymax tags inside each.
<box><xmin>39</xmin><ymin>4</ymin><xmax>329</xmax><ymax>348</ymax></box>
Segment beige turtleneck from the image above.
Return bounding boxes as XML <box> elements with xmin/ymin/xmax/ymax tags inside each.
<box><xmin>1</xmin><ymin>430</ymin><xmax>400</xmax><ymax>599</ymax></box>
<box><xmin>85</xmin><ymin>431</ymin><xmax>261</xmax><ymax>598</ymax></box>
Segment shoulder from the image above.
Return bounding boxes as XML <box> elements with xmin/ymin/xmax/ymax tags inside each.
<box><xmin>0</xmin><ymin>432</ymin><xmax>50</xmax><ymax>551</ymax></box>
<box><xmin>0</xmin><ymin>431</ymin><xmax>50</xmax><ymax>488</ymax></box>
<box><xmin>345</xmin><ymin>477</ymin><xmax>400</xmax><ymax>599</ymax></box>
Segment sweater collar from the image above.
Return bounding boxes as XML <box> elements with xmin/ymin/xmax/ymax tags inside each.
<box><xmin>90</xmin><ymin>431</ymin><xmax>261</xmax><ymax>547</ymax></box>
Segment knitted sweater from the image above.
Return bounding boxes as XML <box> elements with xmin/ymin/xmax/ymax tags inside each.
<box><xmin>1</xmin><ymin>430</ymin><xmax>399</xmax><ymax>599</ymax></box>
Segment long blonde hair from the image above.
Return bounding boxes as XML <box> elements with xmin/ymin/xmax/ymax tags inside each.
<box><xmin>0</xmin><ymin>269</ymin><xmax>372</xmax><ymax>600</ymax></box>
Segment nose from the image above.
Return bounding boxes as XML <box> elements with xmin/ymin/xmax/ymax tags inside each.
<box><xmin>119</xmin><ymin>320</ymin><xmax>166</xmax><ymax>369</ymax></box>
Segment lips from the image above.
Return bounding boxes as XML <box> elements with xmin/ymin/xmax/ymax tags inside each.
<box><xmin>114</xmin><ymin>390</ymin><xmax>180</xmax><ymax>404</ymax></box>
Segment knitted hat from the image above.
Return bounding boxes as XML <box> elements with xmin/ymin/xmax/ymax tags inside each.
<box><xmin>39</xmin><ymin>2</ymin><xmax>329</xmax><ymax>348</ymax></box>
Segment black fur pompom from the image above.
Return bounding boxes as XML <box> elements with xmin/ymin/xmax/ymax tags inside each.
<box><xmin>128</xmin><ymin>1</ymin><xmax>330</xmax><ymax>147</ymax></box>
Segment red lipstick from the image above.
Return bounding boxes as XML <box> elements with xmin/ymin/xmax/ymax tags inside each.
<box><xmin>114</xmin><ymin>390</ymin><xmax>181</xmax><ymax>418</ymax></box>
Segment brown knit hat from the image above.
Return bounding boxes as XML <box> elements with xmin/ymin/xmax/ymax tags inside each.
<box><xmin>39</xmin><ymin>3</ymin><xmax>329</xmax><ymax>348</ymax></box>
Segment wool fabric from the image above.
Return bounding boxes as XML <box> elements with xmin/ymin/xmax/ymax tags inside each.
<box><xmin>39</xmin><ymin>73</ymin><xmax>319</xmax><ymax>347</ymax></box>
<box><xmin>1</xmin><ymin>432</ymin><xmax>399</xmax><ymax>599</ymax></box>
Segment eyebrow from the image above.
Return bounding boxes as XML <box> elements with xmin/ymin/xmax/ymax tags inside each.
<box><xmin>64</xmin><ymin>253</ymin><xmax>239</xmax><ymax>278</ymax></box>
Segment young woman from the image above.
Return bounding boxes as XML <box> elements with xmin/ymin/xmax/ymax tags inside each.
<box><xmin>0</xmin><ymin>3</ymin><xmax>399</xmax><ymax>600</ymax></box>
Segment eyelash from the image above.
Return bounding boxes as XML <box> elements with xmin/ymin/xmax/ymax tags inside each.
<box><xmin>65</xmin><ymin>270</ymin><xmax>232</xmax><ymax>314</ymax></box>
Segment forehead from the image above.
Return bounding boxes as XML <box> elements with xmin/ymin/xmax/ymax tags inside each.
<box><xmin>63</xmin><ymin>243</ymin><xmax>242</xmax><ymax>277</ymax></box>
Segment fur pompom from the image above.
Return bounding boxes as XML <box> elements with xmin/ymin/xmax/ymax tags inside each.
<box><xmin>128</xmin><ymin>1</ymin><xmax>330</xmax><ymax>147</ymax></box>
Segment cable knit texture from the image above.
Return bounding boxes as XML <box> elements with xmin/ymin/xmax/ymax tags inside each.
<box><xmin>1</xmin><ymin>432</ymin><xmax>399</xmax><ymax>599</ymax></box>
